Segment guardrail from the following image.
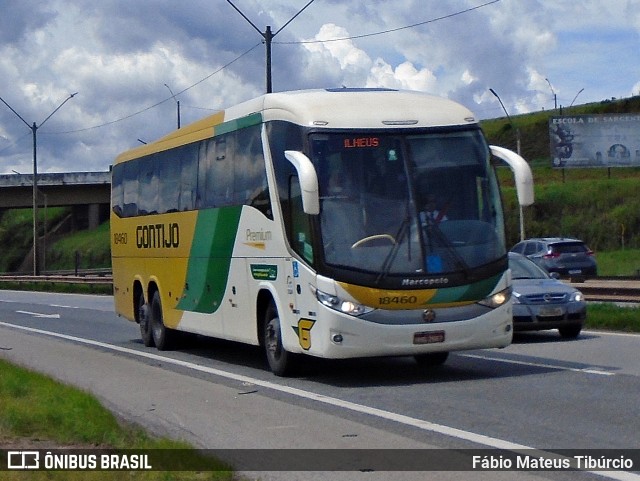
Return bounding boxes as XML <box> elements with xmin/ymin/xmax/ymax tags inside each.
<box><xmin>566</xmin><ymin>278</ymin><xmax>640</xmax><ymax>303</ymax></box>
<box><xmin>0</xmin><ymin>274</ymin><xmax>112</xmax><ymax>285</ymax></box>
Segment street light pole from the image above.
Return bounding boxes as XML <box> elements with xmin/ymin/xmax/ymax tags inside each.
<box><xmin>226</xmin><ymin>0</ymin><xmax>316</xmax><ymax>93</ymax></box>
<box><xmin>569</xmin><ymin>88</ymin><xmax>585</xmax><ymax>110</ymax></box>
<box><xmin>545</xmin><ymin>78</ymin><xmax>557</xmax><ymax>110</ymax></box>
<box><xmin>164</xmin><ymin>84</ymin><xmax>181</xmax><ymax>129</ymax></box>
<box><xmin>0</xmin><ymin>92</ymin><xmax>78</xmax><ymax>275</ymax></box>
<box><xmin>489</xmin><ymin>88</ymin><xmax>521</xmax><ymax>156</ymax></box>
<box><xmin>489</xmin><ymin>88</ymin><xmax>525</xmax><ymax>242</ymax></box>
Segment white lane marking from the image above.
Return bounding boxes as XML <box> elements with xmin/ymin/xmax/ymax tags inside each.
<box><xmin>0</xmin><ymin>321</ymin><xmax>637</xmax><ymax>481</ymax></box>
<box><xmin>584</xmin><ymin>329</ymin><xmax>640</xmax><ymax>338</ymax></box>
<box><xmin>459</xmin><ymin>353</ymin><xmax>616</xmax><ymax>376</ymax></box>
<box><xmin>15</xmin><ymin>310</ymin><xmax>61</xmax><ymax>319</ymax></box>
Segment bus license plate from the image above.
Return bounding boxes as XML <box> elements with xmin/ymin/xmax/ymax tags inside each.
<box><xmin>414</xmin><ymin>330</ymin><xmax>445</xmax><ymax>344</ymax></box>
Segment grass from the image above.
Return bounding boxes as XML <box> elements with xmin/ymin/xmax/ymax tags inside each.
<box><xmin>0</xmin><ymin>358</ymin><xmax>234</xmax><ymax>480</ymax></box>
<box><xmin>46</xmin><ymin>221</ymin><xmax>112</xmax><ymax>271</ymax></box>
<box><xmin>595</xmin><ymin>249</ymin><xmax>640</xmax><ymax>277</ymax></box>
<box><xmin>586</xmin><ymin>304</ymin><xmax>640</xmax><ymax>332</ymax></box>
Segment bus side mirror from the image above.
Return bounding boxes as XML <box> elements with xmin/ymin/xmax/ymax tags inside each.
<box><xmin>285</xmin><ymin>150</ymin><xmax>320</xmax><ymax>215</ymax></box>
<box><xmin>490</xmin><ymin>145</ymin><xmax>534</xmax><ymax>207</ymax></box>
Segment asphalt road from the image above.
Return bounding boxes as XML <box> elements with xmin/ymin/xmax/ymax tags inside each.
<box><xmin>1</xmin><ymin>290</ymin><xmax>639</xmax><ymax>481</ymax></box>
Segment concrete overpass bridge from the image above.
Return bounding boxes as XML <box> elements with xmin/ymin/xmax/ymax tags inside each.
<box><xmin>0</xmin><ymin>171</ymin><xmax>111</xmax><ymax>229</ymax></box>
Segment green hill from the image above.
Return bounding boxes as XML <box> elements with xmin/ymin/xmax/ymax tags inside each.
<box><xmin>0</xmin><ymin>208</ymin><xmax>110</xmax><ymax>273</ymax></box>
<box><xmin>481</xmin><ymin>95</ymin><xmax>640</xmax><ymax>162</ymax></box>
<box><xmin>481</xmin><ymin>96</ymin><xmax>640</xmax><ymax>251</ymax></box>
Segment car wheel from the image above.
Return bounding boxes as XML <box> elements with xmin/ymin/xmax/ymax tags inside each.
<box><xmin>558</xmin><ymin>326</ymin><xmax>582</xmax><ymax>339</ymax></box>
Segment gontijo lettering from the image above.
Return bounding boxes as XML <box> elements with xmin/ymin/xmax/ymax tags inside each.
<box><xmin>136</xmin><ymin>223</ymin><xmax>179</xmax><ymax>249</ymax></box>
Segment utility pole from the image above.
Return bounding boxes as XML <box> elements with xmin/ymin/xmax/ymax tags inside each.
<box><xmin>0</xmin><ymin>92</ymin><xmax>78</xmax><ymax>275</ymax></box>
<box><xmin>226</xmin><ymin>0</ymin><xmax>316</xmax><ymax>93</ymax></box>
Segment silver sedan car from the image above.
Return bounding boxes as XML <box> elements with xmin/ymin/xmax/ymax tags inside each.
<box><xmin>509</xmin><ymin>252</ymin><xmax>586</xmax><ymax>338</ymax></box>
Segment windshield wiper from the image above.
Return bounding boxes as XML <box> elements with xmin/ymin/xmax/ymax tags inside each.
<box><xmin>423</xmin><ymin>221</ymin><xmax>471</xmax><ymax>276</ymax></box>
<box><xmin>375</xmin><ymin>210</ymin><xmax>412</xmax><ymax>285</ymax></box>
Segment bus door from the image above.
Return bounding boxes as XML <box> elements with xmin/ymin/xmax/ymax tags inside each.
<box><xmin>288</xmin><ymin>258</ymin><xmax>319</xmax><ymax>354</ymax></box>
<box><xmin>286</xmin><ymin>176</ymin><xmax>320</xmax><ymax>353</ymax></box>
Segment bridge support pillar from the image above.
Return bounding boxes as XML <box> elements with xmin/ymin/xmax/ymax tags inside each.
<box><xmin>88</xmin><ymin>203</ymin><xmax>100</xmax><ymax>230</ymax></box>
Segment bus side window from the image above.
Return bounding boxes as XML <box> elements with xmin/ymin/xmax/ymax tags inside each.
<box><xmin>158</xmin><ymin>153</ymin><xmax>180</xmax><ymax>213</ymax></box>
<box><xmin>289</xmin><ymin>176</ymin><xmax>313</xmax><ymax>264</ymax></box>
<box><xmin>199</xmin><ymin>136</ymin><xmax>231</xmax><ymax>208</ymax></box>
<box><xmin>111</xmin><ymin>164</ymin><xmax>124</xmax><ymax>217</ymax></box>
<box><xmin>235</xmin><ymin>125</ymin><xmax>272</xmax><ymax>218</ymax></box>
<box><xmin>122</xmin><ymin>161</ymin><xmax>139</xmax><ymax>217</ymax></box>
<box><xmin>138</xmin><ymin>155</ymin><xmax>159</xmax><ymax>215</ymax></box>
<box><xmin>179</xmin><ymin>143</ymin><xmax>198</xmax><ymax>211</ymax></box>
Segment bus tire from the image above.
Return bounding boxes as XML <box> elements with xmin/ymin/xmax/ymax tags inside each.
<box><xmin>264</xmin><ymin>302</ymin><xmax>294</xmax><ymax>376</ymax></box>
<box><xmin>414</xmin><ymin>352</ymin><xmax>449</xmax><ymax>366</ymax></box>
<box><xmin>138</xmin><ymin>291</ymin><xmax>154</xmax><ymax>347</ymax></box>
<box><xmin>150</xmin><ymin>290</ymin><xmax>176</xmax><ymax>351</ymax></box>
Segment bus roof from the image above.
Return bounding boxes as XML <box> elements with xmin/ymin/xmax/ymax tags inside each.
<box><xmin>115</xmin><ymin>88</ymin><xmax>477</xmax><ymax>164</ymax></box>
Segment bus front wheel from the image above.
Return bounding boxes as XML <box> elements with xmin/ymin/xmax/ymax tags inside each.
<box><xmin>150</xmin><ymin>291</ymin><xmax>176</xmax><ymax>351</ymax></box>
<box><xmin>264</xmin><ymin>303</ymin><xmax>294</xmax><ymax>376</ymax></box>
<box><xmin>414</xmin><ymin>352</ymin><xmax>449</xmax><ymax>366</ymax></box>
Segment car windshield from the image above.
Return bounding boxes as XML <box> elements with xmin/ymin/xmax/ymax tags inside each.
<box><xmin>510</xmin><ymin>255</ymin><xmax>549</xmax><ymax>279</ymax></box>
<box><xmin>311</xmin><ymin>130</ymin><xmax>506</xmax><ymax>277</ymax></box>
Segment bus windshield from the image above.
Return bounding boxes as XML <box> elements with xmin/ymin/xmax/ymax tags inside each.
<box><xmin>312</xmin><ymin>129</ymin><xmax>506</xmax><ymax>277</ymax></box>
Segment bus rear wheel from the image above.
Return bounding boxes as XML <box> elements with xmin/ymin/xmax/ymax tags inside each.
<box><xmin>138</xmin><ymin>291</ymin><xmax>154</xmax><ymax>347</ymax></box>
<box><xmin>264</xmin><ymin>303</ymin><xmax>294</xmax><ymax>376</ymax></box>
<box><xmin>150</xmin><ymin>291</ymin><xmax>176</xmax><ymax>351</ymax></box>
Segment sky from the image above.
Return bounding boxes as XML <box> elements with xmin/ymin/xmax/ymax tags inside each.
<box><xmin>1</xmin><ymin>0</ymin><xmax>639</xmax><ymax>174</ymax></box>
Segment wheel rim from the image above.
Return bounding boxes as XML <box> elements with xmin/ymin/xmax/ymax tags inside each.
<box><xmin>265</xmin><ymin>317</ymin><xmax>282</xmax><ymax>362</ymax></box>
<box><xmin>151</xmin><ymin>297</ymin><xmax>163</xmax><ymax>342</ymax></box>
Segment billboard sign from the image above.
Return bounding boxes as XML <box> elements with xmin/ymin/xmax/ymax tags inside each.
<box><xmin>549</xmin><ymin>114</ymin><xmax>640</xmax><ymax>168</ymax></box>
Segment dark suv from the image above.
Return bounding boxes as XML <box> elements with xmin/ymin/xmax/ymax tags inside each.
<box><xmin>510</xmin><ymin>238</ymin><xmax>597</xmax><ymax>277</ymax></box>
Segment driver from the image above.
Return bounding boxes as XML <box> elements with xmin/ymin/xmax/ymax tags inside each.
<box><xmin>420</xmin><ymin>194</ymin><xmax>448</xmax><ymax>225</ymax></box>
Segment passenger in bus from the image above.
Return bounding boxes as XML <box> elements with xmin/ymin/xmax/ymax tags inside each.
<box><xmin>420</xmin><ymin>194</ymin><xmax>448</xmax><ymax>225</ymax></box>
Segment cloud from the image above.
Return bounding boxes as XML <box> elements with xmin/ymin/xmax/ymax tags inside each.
<box><xmin>0</xmin><ymin>0</ymin><xmax>56</xmax><ymax>43</ymax></box>
<box><xmin>299</xmin><ymin>23</ymin><xmax>437</xmax><ymax>91</ymax></box>
<box><xmin>1</xmin><ymin>0</ymin><xmax>639</xmax><ymax>173</ymax></box>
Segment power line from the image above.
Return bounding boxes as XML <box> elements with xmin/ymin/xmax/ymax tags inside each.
<box><xmin>275</xmin><ymin>0</ymin><xmax>501</xmax><ymax>44</ymax></box>
<box><xmin>46</xmin><ymin>43</ymin><xmax>262</xmax><ymax>135</ymax></box>
<box><xmin>0</xmin><ymin>131</ymin><xmax>31</xmax><ymax>155</ymax></box>
<box><xmin>42</xmin><ymin>0</ymin><xmax>502</xmax><ymax>135</ymax></box>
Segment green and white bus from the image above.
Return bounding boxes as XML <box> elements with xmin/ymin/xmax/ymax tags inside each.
<box><xmin>111</xmin><ymin>88</ymin><xmax>533</xmax><ymax>376</ymax></box>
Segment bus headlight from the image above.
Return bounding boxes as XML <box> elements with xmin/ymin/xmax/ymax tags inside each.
<box><xmin>478</xmin><ymin>287</ymin><xmax>512</xmax><ymax>309</ymax></box>
<box><xmin>315</xmin><ymin>287</ymin><xmax>373</xmax><ymax>316</ymax></box>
